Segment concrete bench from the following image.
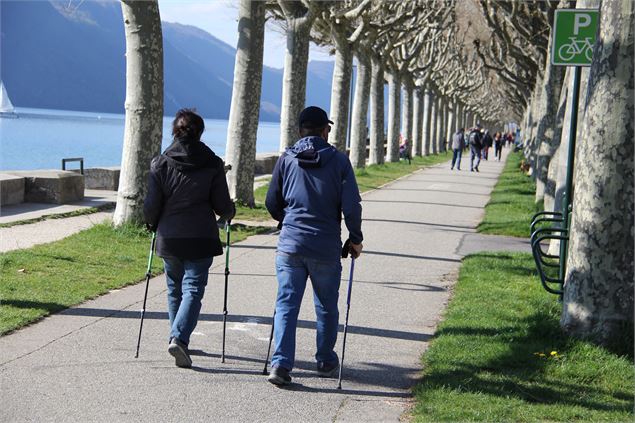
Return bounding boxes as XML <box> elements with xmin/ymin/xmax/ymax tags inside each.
<box><xmin>6</xmin><ymin>170</ymin><xmax>84</xmax><ymax>204</ymax></box>
<box><xmin>254</xmin><ymin>153</ymin><xmax>279</xmax><ymax>175</ymax></box>
<box><xmin>0</xmin><ymin>173</ymin><xmax>26</xmax><ymax>206</ymax></box>
<box><xmin>76</xmin><ymin>167</ymin><xmax>120</xmax><ymax>190</ymax></box>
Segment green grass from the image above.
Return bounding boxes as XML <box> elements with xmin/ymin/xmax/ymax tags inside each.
<box><xmin>412</xmin><ymin>252</ymin><xmax>634</xmax><ymax>422</ymax></box>
<box><xmin>478</xmin><ymin>151</ymin><xmax>542</xmax><ymax>237</ymax></box>
<box><xmin>0</xmin><ymin>223</ymin><xmax>270</xmax><ymax>335</ymax></box>
<box><xmin>234</xmin><ymin>153</ymin><xmax>452</xmax><ymax>220</ymax></box>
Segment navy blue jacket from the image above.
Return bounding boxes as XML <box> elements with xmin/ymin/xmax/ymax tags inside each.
<box><xmin>265</xmin><ymin>136</ymin><xmax>363</xmax><ymax>261</ymax></box>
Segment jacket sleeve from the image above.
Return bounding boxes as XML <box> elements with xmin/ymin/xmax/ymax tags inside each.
<box><xmin>341</xmin><ymin>159</ymin><xmax>363</xmax><ymax>244</ymax></box>
<box><xmin>143</xmin><ymin>162</ymin><xmax>164</xmax><ymax>230</ymax></box>
<box><xmin>265</xmin><ymin>154</ymin><xmax>286</xmax><ymax>223</ymax></box>
<box><xmin>210</xmin><ymin>165</ymin><xmax>235</xmax><ymax>221</ymax></box>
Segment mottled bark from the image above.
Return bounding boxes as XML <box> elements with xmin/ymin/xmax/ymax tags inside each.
<box><xmin>446</xmin><ymin>99</ymin><xmax>456</xmax><ymax>145</ymax></box>
<box><xmin>114</xmin><ymin>1</ymin><xmax>163</xmax><ymax>227</ymax></box>
<box><xmin>412</xmin><ymin>87</ymin><xmax>424</xmax><ymax>157</ymax></box>
<box><xmin>386</xmin><ymin>73</ymin><xmax>401</xmax><ymax>162</ymax></box>
<box><xmin>402</xmin><ymin>80</ymin><xmax>414</xmax><ymax>151</ymax></box>
<box><xmin>422</xmin><ymin>88</ymin><xmax>432</xmax><ymax>156</ymax></box>
<box><xmin>562</xmin><ymin>0</ymin><xmax>634</xmax><ymax>348</ymax></box>
<box><xmin>329</xmin><ymin>29</ymin><xmax>353</xmax><ymax>152</ymax></box>
<box><xmin>349</xmin><ymin>52</ymin><xmax>371</xmax><ymax>169</ymax></box>
<box><xmin>369</xmin><ymin>54</ymin><xmax>385</xmax><ymax>165</ymax></box>
<box><xmin>225</xmin><ymin>0</ymin><xmax>265</xmax><ymax>207</ymax></box>
<box><xmin>534</xmin><ymin>27</ymin><xmax>566</xmax><ymax>203</ymax></box>
<box><xmin>430</xmin><ymin>92</ymin><xmax>438</xmax><ymax>154</ymax></box>
<box><xmin>278</xmin><ymin>1</ymin><xmax>315</xmax><ymax>151</ymax></box>
<box><xmin>435</xmin><ymin>96</ymin><xmax>444</xmax><ymax>154</ymax></box>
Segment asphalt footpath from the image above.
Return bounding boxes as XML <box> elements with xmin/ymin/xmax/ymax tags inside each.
<box><xmin>0</xmin><ymin>148</ymin><xmax>528</xmax><ymax>422</ymax></box>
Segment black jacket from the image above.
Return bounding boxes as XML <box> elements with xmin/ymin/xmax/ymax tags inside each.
<box><xmin>143</xmin><ymin>137</ymin><xmax>235</xmax><ymax>259</ymax></box>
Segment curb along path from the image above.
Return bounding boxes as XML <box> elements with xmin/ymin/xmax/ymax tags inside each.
<box><xmin>0</xmin><ymin>150</ymin><xmax>517</xmax><ymax>422</ymax></box>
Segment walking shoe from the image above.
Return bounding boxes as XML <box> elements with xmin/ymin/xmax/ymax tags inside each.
<box><xmin>267</xmin><ymin>366</ymin><xmax>291</xmax><ymax>386</ymax></box>
<box><xmin>168</xmin><ymin>338</ymin><xmax>192</xmax><ymax>368</ymax></box>
<box><xmin>317</xmin><ymin>361</ymin><xmax>340</xmax><ymax>378</ymax></box>
<box><xmin>475</xmin><ymin>166</ymin><xmax>479</xmax><ymax>172</ymax></box>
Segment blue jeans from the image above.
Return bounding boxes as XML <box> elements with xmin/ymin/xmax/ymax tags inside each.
<box><xmin>470</xmin><ymin>147</ymin><xmax>481</xmax><ymax>170</ymax></box>
<box><xmin>271</xmin><ymin>253</ymin><xmax>342</xmax><ymax>371</ymax></box>
<box><xmin>451</xmin><ymin>148</ymin><xmax>462</xmax><ymax>169</ymax></box>
<box><xmin>163</xmin><ymin>256</ymin><xmax>214</xmax><ymax>346</ymax></box>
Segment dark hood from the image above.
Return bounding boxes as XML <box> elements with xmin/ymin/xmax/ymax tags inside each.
<box><xmin>164</xmin><ymin>137</ymin><xmax>217</xmax><ymax>171</ymax></box>
<box><xmin>286</xmin><ymin>136</ymin><xmax>337</xmax><ymax>168</ymax></box>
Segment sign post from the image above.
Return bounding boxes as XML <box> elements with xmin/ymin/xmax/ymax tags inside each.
<box><xmin>551</xmin><ymin>9</ymin><xmax>599</xmax><ymax>291</ymax></box>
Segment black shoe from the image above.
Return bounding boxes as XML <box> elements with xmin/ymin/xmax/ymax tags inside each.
<box><xmin>317</xmin><ymin>361</ymin><xmax>340</xmax><ymax>378</ymax></box>
<box><xmin>168</xmin><ymin>338</ymin><xmax>192</xmax><ymax>368</ymax></box>
<box><xmin>267</xmin><ymin>366</ymin><xmax>291</xmax><ymax>386</ymax></box>
<box><xmin>475</xmin><ymin>167</ymin><xmax>479</xmax><ymax>172</ymax></box>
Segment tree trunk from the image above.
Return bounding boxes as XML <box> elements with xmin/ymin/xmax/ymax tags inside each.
<box><xmin>349</xmin><ymin>51</ymin><xmax>371</xmax><ymax>169</ymax></box>
<box><xmin>561</xmin><ymin>0</ymin><xmax>634</xmax><ymax>349</ymax></box>
<box><xmin>435</xmin><ymin>96</ymin><xmax>444</xmax><ymax>154</ymax></box>
<box><xmin>386</xmin><ymin>73</ymin><xmax>401</xmax><ymax>162</ymax></box>
<box><xmin>440</xmin><ymin>98</ymin><xmax>449</xmax><ymax>152</ymax></box>
<box><xmin>369</xmin><ymin>54</ymin><xmax>385</xmax><ymax>165</ymax></box>
<box><xmin>446</xmin><ymin>99</ymin><xmax>455</xmax><ymax>146</ymax></box>
<box><xmin>113</xmin><ymin>1</ymin><xmax>163</xmax><ymax>227</ymax></box>
<box><xmin>329</xmin><ymin>29</ymin><xmax>353</xmax><ymax>152</ymax></box>
<box><xmin>402</xmin><ymin>80</ymin><xmax>414</xmax><ymax>149</ymax></box>
<box><xmin>534</xmin><ymin>23</ymin><xmax>566</xmax><ymax>203</ymax></box>
<box><xmin>430</xmin><ymin>92</ymin><xmax>438</xmax><ymax>154</ymax></box>
<box><xmin>412</xmin><ymin>87</ymin><xmax>424</xmax><ymax>157</ymax></box>
<box><xmin>225</xmin><ymin>0</ymin><xmax>265</xmax><ymax>207</ymax></box>
<box><xmin>278</xmin><ymin>2</ymin><xmax>315</xmax><ymax>151</ymax></box>
<box><xmin>422</xmin><ymin>87</ymin><xmax>432</xmax><ymax>156</ymax></box>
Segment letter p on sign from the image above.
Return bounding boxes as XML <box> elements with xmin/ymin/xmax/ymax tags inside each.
<box><xmin>573</xmin><ymin>14</ymin><xmax>592</xmax><ymax>35</ymax></box>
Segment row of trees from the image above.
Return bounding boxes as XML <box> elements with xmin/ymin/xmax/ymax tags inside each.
<box><xmin>112</xmin><ymin>0</ymin><xmax>632</xmax><ymax>350</ymax></box>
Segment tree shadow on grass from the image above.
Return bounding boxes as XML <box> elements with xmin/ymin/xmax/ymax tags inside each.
<box><xmin>416</xmin><ymin>309</ymin><xmax>634</xmax><ymax>415</ymax></box>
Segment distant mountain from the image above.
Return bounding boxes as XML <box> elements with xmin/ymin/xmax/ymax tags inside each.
<box><xmin>0</xmin><ymin>0</ymin><xmax>333</xmax><ymax>122</ymax></box>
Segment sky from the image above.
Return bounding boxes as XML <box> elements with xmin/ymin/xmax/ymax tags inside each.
<box><xmin>158</xmin><ymin>0</ymin><xmax>334</xmax><ymax>69</ymax></box>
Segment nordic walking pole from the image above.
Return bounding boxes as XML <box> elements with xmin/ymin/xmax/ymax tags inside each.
<box><xmin>221</xmin><ymin>220</ymin><xmax>231</xmax><ymax>363</ymax></box>
<box><xmin>262</xmin><ymin>309</ymin><xmax>276</xmax><ymax>375</ymax></box>
<box><xmin>135</xmin><ymin>231</ymin><xmax>157</xmax><ymax>358</ymax></box>
<box><xmin>337</xmin><ymin>245</ymin><xmax>356</xmax><ymax>390</ymax></box>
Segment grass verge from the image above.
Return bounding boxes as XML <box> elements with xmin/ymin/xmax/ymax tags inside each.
<box><xmin>0</xmin><ymin>222</ymin><xmax>270</xmax><ymax>335</ymax></box>
<box><xmin>478</xmin><ymin>151</ymin><xmax>542</xmax><ymax>237</ymax></box>
<box><xmin>0</xmin><ymin>203</ymin><xmax>115</xmax><ymax>229</ymax></box>
<box><xmin>234</xmin><ymin>153</ymin><xmax>452</xmax><ymax>220</ymax></box>
<box><xmin>411</xmin><ymin>252</ymin><xmax>634</xmax><ymax>422</ymax></box>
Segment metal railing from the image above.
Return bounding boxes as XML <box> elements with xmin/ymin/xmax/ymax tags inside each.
<box><xmin>62</xmin><ymin>157</ymin><xmax>84</xmax><ymax>175</ymax></box>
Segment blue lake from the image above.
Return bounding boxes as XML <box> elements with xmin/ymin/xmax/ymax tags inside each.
<box><xmin>0</xmin><ymin>108</ymin><xmax>281</xmax><ymax>171</ymax></box>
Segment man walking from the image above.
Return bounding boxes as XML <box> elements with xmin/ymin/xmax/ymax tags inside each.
<box><xmin>468</xmin><ymin>124</ymin><xmax>483</xmax><ymax>172</ymax></box>
<box><xmin>265</xmin><ymin>106</ymin><xmax>363</xmax><ymax>386</ymax></box>
<box><xmin>450</xmin><ymin>127</ymin><xmax>465</xmax><ymax>170</ymax></box>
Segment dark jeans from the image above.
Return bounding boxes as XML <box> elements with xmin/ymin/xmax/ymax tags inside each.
<box><xmin>470</xmin><ymin>147</ymin><xmax>481</xmax><ymax>170</ymax></box>
<box><xmin>451</xmin><ymin>148</ymin><xmax>462</xmax><ymax>169</ymax></box>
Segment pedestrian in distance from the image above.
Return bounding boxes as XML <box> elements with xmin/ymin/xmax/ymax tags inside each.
<box><xmin>468</xmin><ymin>124</ymin><xmax>484</xmax><ymax>172</ymax></box>
<box><xmin>481</xmin><ymin>129</ymin><xmax>493</xmax><ymax>160</ymax></box>
<box><xmin>450</xmin><ymin>127</ymin><xmax>465</xmax><ymax>170</ymax></box>
<box><xmin>265</xmin><ymin>106</ymin><xmax>364</xmax><ymax>386</ymax></box>
<box><xmin>494</xmin><ymin>132</ymin><xmax>503</xmax><ymax>161</ymax></box>
<box><xmin>144</xmin><ymin>108</ymin><xmax>235</xmax><ymax>369</ymax></box>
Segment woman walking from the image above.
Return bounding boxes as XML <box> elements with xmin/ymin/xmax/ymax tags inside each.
<box><xmin>144</xmin><ymin>108</ymin><xmax>235</xmax><ymax>368</ymax></box>
<box><xmin>494</xmin><ymin>132</ymin><xmax>503</xmax><ymax>161</ymax></box>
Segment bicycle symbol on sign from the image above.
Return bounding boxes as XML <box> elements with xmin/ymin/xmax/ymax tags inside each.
<box><xmin>558</xmin><ymin>36</ymin><xmax>593</xmax><ymax>62</ymax></box>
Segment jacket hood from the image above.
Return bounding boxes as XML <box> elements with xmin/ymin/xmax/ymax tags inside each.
<box><xmin>286</xmin><ymin>136</ymin><xmax>337</xmax><ymax>168</ymax></box>
<box><xmin>164</xmin><ymin>137</ymin><xmax>217</xmax><ymax>171</ymax></box>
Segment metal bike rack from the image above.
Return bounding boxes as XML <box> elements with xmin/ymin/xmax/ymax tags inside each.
<box><xmin>530</xmin><ymin>211</ymin><xmax>568</xmax><ymax>297</ymax></box>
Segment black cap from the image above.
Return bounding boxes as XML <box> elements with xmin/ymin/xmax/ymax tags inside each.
<box><xmin>299</xmin><ymin>106</ymin><xmax>333</xmax><ymax>129</ymax></box>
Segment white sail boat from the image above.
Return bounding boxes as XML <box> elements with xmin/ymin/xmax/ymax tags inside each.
<box><xmin>0</xmin><ymin>81</ymin><xmax>18</xmax><ymax>118</ymax></box>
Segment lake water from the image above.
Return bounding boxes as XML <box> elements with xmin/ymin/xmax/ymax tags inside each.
<box><xmin>0</xmin><ymin>108</ymin><xmax>281</xmax><ymax>171</ymax></box>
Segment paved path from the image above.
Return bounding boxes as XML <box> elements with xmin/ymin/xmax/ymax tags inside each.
<box><xmin>0</xmin><ymin>150</ymin><xmax>526</xmax><ymax>422</ymax></box>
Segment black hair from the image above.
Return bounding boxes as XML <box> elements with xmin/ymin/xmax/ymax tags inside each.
<box><xmin>172</xmin><ymin>108</ymin><xmax>205</xmax><ymax>140</ymax></box>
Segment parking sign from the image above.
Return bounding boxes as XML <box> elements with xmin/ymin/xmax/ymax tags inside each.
<box><xmin>552</xmin><ymin>9</ymin><xmax>600</xmax><ymax>66</ymax></box>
